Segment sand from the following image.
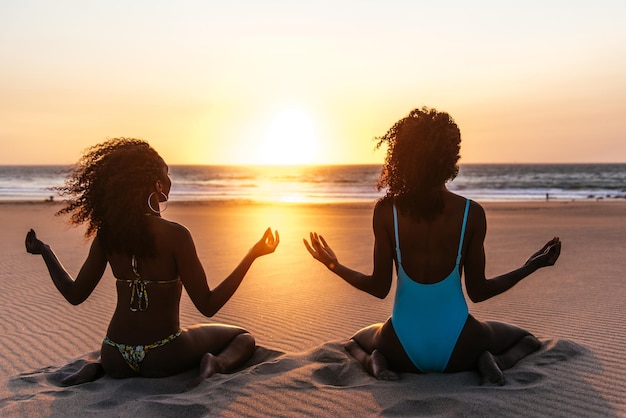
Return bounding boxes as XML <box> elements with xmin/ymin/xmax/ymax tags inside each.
<box><xmin>1</xmin><ymin>200</ymin><xmax>625</xmax><ymax>417</ymax></box>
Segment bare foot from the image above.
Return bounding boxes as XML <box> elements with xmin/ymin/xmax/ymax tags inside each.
<box><xmin>61</xmin><ymin>362</ymin><xmax>105</xmax><ymax>386</ymax></box>
<box><xmin>344</xmin><ymin>340</ymin><xmax>399</xmax><ymax>381</ymax></box>
<box><xmin>478</xmin><ymin>351</ymin><xmax>504</xmax><ymax>386</ymax></box>
<box><xmin>185</xmin><ymin>353</ymin><xmax>221</xmax><ymax>390</ymax></box>
<box><xmin>370</xmin><ymin>350</ymin><xmax>399</xmax><ymax>381</ymax></box>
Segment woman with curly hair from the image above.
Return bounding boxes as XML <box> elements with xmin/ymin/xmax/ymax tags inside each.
<box><xmin>304</xmin><ymin>107</ymin><xmax>561</xmax><ymax>384</ymax></box>
<box><xmin>25</xmin><ymin>138</ymin><xmax>279</xmax><ymax>389</ymax></box>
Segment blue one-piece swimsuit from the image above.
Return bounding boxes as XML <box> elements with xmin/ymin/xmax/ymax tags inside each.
<box><xmin>390</xmin><ymin>199</ymin><xmax>470</xmax><ymax>372</ymax></box>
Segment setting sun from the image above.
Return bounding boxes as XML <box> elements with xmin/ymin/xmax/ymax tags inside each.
<box><xmin>258</xmin><ymin>107</ymin><xmax>319</xmax><ymax>165</ymax></box>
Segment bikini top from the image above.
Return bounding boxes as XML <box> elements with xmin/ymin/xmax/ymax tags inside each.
<box><xmin>116</xmin><ymin>255</ymin><xmax>179</xmax><ymax>312</ymax></box>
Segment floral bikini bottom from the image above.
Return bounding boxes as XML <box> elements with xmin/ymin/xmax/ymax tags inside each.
<box><xmin>103</xmin><ymin>329</ymin><xmax>182</xmax><ymax>373</ymax></box>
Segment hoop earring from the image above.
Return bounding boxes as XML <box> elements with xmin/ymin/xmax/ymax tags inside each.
<box><xmin>147</xmin><ymin>192</ymin><xmax>169</xmax><ymax>214</ymax></box>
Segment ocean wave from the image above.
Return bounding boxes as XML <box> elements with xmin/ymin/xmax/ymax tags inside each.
<box><xmin>1</xmin><ymin>164</ymin><xmax>624</xmax><ymax>203</ymax></box>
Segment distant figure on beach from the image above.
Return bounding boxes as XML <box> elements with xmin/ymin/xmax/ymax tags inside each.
<box><xmin>304</xmin><ymin>107</ymin><xmax>561</xmax><ymax>384</ymax></box>
<box><xmin>25</xmin><ymin>138</ymin><xmax>279</xmax><ymax>389</ymax></box>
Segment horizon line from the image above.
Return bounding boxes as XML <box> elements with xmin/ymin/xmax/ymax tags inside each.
<box><xmin>1</xmin><ymin>161</ymin><xmax>625</xmax><ymax>167</ymax></box>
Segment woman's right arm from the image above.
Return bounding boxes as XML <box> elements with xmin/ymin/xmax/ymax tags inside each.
<box><xmin>25</xmin><ymin>229</ymin><xmax>107</xmax><ymax>305</ymax></box>
<box><xmin>303</xmin><ymin>201</ymin><xmax>394</xmax><ymax>299</ymax></box>
<box><xmin>463</xmin><ymin>204</ymin><xmax>561</xmax><ymax>303</ymax></box>
<box><xmin>177</xmin><ymin>226</ymin><xmax>279</xmax><ymax>317</ymax></box>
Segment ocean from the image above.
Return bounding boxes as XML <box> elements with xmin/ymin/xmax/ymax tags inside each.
<box><xmin>0</xmin><ymin>164</ymin><xmax>624</xmax><ymax>204</ymax></box>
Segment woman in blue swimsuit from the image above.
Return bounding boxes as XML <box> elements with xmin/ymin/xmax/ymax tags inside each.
<box><xmin>304</xmin><ymin>107</ymin><xmax>561</xmax><ymax>384</ymax></box>
<box><xmin>25</xmin><ymin>138</ymin><xmax>279</xmax><ymax>389</ymax></box>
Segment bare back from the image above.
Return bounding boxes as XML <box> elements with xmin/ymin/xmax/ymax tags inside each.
<box><xmin>390</xmin><ymin>192</ymin><xmax>469</xmax><ymax>284</ymax></box>
<box><xmin>105</xmin><ymin>216</ymin><xmax>189</xmax><ymax>344</ymax></box>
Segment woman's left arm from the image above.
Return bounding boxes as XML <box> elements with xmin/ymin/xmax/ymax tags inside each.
<box><xmin>177</xmin><ymin>226</ymin><xmax>279</xmax><ymax>317</ymax></box>
<box><xmin>25</xmin><ymin>229</ymin><xmax>107</xmax><ymax>305</ymax></box>
<box><xmin>462</xmin><ymin>204</ymin><xmax>561</xmax><ymax>303</ymax></box>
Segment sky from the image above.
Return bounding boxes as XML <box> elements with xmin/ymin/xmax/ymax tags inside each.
<box><xmin>1</xmin><ymin>1</ymin><xmax>625</xmax><ymax>165</ymax></box>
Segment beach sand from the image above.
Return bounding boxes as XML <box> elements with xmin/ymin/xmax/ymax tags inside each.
<box><xmin>1</xmin><ymin>200</ymin><xmax>625</xmax><ymax>417</ymax></box>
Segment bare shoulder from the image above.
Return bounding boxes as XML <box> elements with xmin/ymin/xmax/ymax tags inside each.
<box><xmin>444</xmin><ymin>192</ymin><xmax>485</xmax><ymax>230</ymax></box>
<box><xmin>468</xmin><ymin>200</ymin><xmax>485</xmax><ymax>221</ymax></box>
<box><xmin>466</xmin><ymin>199</ymin><xmax>486</xmax><ymax>238</ymax></box>
<box><xmin>372</xmin><ymin>198</ymin><xmax>396</xmax><ymax>248</ymax></box>
<box><xmin>447</xmin><ymin>192</ymin><xmax>484</xmax><ymax>216</ymax></box>
<box><xmin>374</xmin><ymin>197</ymin><xmax>394</xmax><ymax>213</ymax></box>
<box><xmin>153</xmin><ymin>217</ymin><xmax>193</xmax><ymax>241</ymax></box>
<box><xmin>373</xmin><ymin>198</ymin><xmax>394</xmax><ymax>223</ymax></box>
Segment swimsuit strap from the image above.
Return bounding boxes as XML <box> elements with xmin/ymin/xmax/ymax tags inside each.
<box><xmin>455</xmin><ymin>199</ymin><xmax>471</xmax><ymax>266</ymax></box>
<box><xmin>392</xmin><ymin>204</ymin><xmax>402</xmax><ymax>265</ymax></box>
<box><xmin>131</xmin><ymin>255</ymin><xmax>140</xmax><ymax>278</ymax></box>
<box><xmin>124</xmin><ymin>256</ymin><xmax>178</xmax><ymax>312</ymax></box>
<box><xmin>117</xmin><ymin>278</ymin><xmax>179</xmax><ymax>284</ymax></box>
<box><xmin>142</xmin><ymin>329</ymin><xmax>182</xmax><ymax>350</ymax></box>
<box><xmin>129</xmin><ymin>255</ymin><xmax>148</xmax><ymax>312</ymax></box>
<box><xmin>128</xmin><ymin>279</ymin><xmax>148</xmax><ymax>312</ymax></box>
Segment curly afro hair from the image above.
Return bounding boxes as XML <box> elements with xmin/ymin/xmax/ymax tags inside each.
<box><xmin>55</xmin><ymin>138</ymin><xmax>167</xmax><ymax>257</ymax></box>
<box><xmin>376</xmin><ymin>107</ymin><xmax>461</xmax><ymax>220</ymax></box>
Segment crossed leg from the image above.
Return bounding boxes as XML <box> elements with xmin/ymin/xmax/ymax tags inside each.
<box><xmin>175</xmin><ymin>324</ymin><xmax>256</xmax><ymax>390</ymax></box>
<box><xmin>348</xmin><ymin>315</ymin><xmax>540</xmax><ymax>385</ymax></box>
<box><xmin>64</xmin><ymin>324</ymin><xmax>255</xmax><ymax>388</ymax></box>
<box><xmin>345</xmin><ymin>324</ymin><xmax>398</xmax><ymax>380</ymax></box>
<box><xmin>447</xmin><ymin>316</ymin><xmax>541</xmax><ymax>385</ymax></box>
<box><xmin>344</xmin><ymin>319</ymin><xmax>421</xmax><ymax>380</ymax></box>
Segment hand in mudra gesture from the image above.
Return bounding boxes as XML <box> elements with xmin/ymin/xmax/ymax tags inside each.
<box><xmin>25</xmin><ymin>229</ymin><xmax>47</xmax><ymax>255</ymax></box>
<box><xmin>249</xmin><ymin>228</ymin><xmax>280</xmax><ymax>258</ymax></box>
<box><xmin>525</xmin><ymin>237</ymin><xmax>561</xmax><ymax>269</ymax></box>
<box><xmin>303</xmin><ymin>232</ymin><xmax>338</xmax><ymax>270</ymax></box>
